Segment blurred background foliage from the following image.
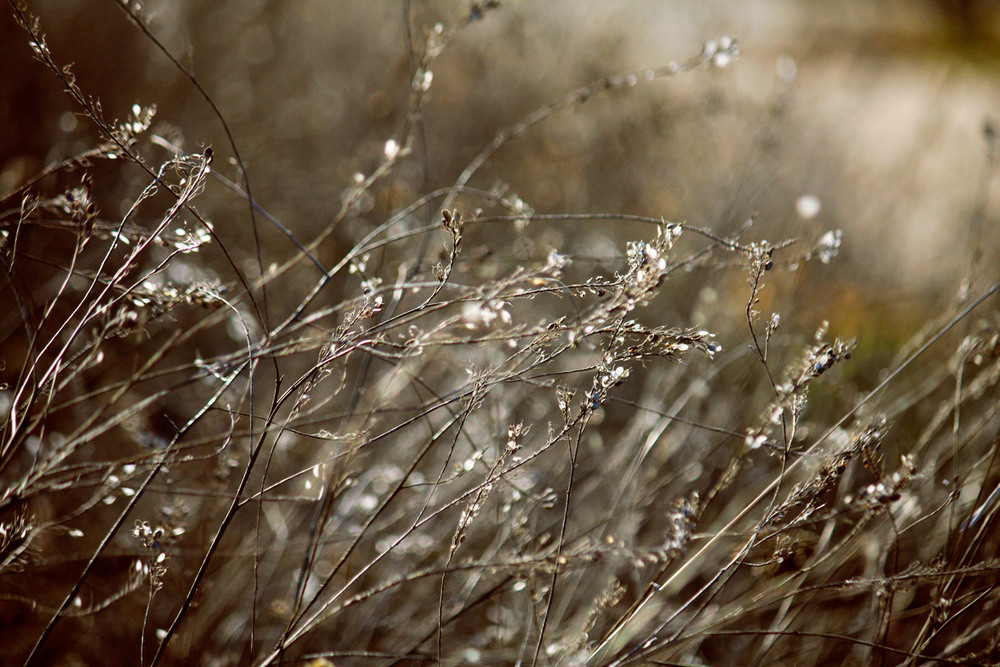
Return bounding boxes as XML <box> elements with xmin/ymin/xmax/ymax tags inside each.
<box><xmin>3</xmin><ymin>0</ymin><xmax>999</xmax><ymax>357</ymax></box>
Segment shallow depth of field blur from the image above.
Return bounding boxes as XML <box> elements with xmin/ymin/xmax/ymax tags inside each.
<box><xmin>2</xmin><ymin>1</ymin><xmax>1000</xmax><ymax>665</ymax></box>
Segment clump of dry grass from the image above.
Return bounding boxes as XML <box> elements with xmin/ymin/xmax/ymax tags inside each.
<box><xmin>2</xmin><ymin>2</ymin><xmax>1000</xmax><ymax>666</ymax></box>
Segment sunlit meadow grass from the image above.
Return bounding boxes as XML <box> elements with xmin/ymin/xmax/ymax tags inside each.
<box><xmin>2</xmin><ymin>2</ymin><xmax>1000</xmax><ymax>665</ymax></box>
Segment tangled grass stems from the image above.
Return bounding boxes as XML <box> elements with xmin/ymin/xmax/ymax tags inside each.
<box><xmin>2</xmin><ymin>2</ymin><xmax>1000</xmax><ymax>666</ymax></box>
